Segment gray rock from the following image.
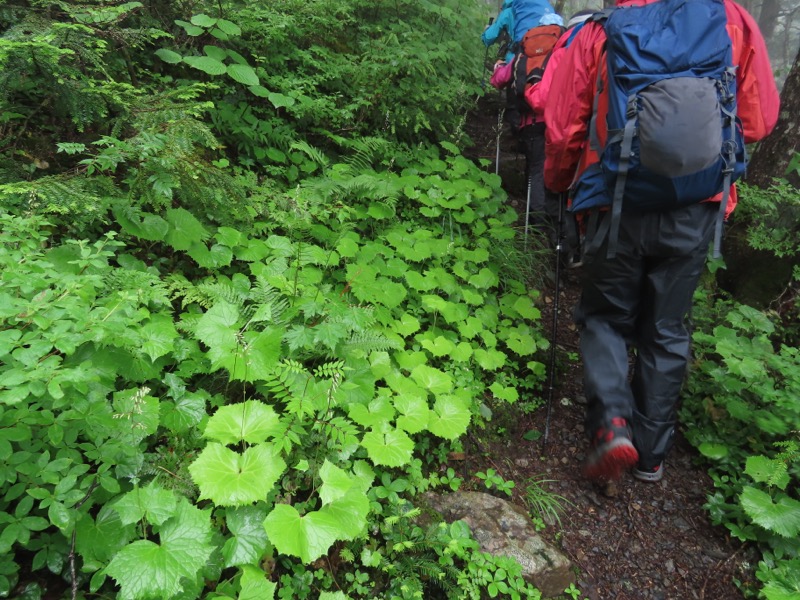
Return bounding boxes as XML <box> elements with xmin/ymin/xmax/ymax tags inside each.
<box><xmin>424</xmin><ymin>491</ymin><xmax>575</xmax><ymax>598</ymax></box>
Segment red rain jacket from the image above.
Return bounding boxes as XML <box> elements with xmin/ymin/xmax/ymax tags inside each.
<box><xmin>542</xmin><ymin>0</ymin><xmax>780</xmax><ymax>216</ymax></box>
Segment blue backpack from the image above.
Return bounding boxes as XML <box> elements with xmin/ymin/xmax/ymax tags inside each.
<box><xmin>573</xmin><ymin>0</ymin><xmax>746</xmax><ymax>258</ymax></box>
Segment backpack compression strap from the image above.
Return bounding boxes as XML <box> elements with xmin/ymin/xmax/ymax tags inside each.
<box><xmin>713</xmin><ymin>67</ymin><xmax>742</xmax><ymax>259</ymax></box>
<box><xmin>606</xmin><ymin>95</ymin><xmax>638</xmax><ymax>259</ymax></box>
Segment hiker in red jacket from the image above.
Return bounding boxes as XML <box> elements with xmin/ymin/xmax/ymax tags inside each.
<box><xmin>542</xmin><ymin>0</ymin><xmax>780</xmax><ymax>483</ymax></box>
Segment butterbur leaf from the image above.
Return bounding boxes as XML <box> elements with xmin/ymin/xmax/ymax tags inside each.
<box><xmin>160</xmin><ymin>395</ymin><xmax>207</xmax><ymax>433</ymax></box>
<box><xmin>165</xmin><ymin>207</ymin><xmax>209</xmax><ymax>250</ymax></box>
<box><xmin>740</xmin><ymin>486</ymin><xmax>800</xmax><ymax>538</ymax></box>
<box><xmin>392</xmin><ymin>312</ymin><xmax>421</xmax><ymax>336</ymax></box>
<box><xmin>113</xmin><ymin>484</ymin><xmax>178</xmax><ymax>527</ymax></box>
<box><xmin>361</xmin><ymin>427</ymin><xmax>414</xmax><ymax>467</ymax></box>
<box><xmin>474</xmin><ymin>348</ymin><xmax>507</xmax><ymax>370</ymax></box>
<box><xmin>319</xmin><ymin>460</ymin><xmax>357</xmax><ymax>505</ymax></box>
<box><xmin>698</xmin><ymin>442</ymin><xmax>729</xmax><ymax>460</ymax></box>
<box><xmin>745</xmin><ymin>455</ymin><xmax>790</xmax><ymax>490</ymax></box>
<box><xmin>469</xmin><ymin>267</ymin><xmax>499</xmax><ymax>289</ymax></box>
<box><xmin>204</xmin><ymin>400</ymin><xmax>281</xmax><ymax>445</ymax></box>
<box><xmin>419</xmin><ymin>334</ymin><xmax>456</xmax><ymax>357</ymax></box>
<box><xmin>189</xmin><ymin>443</ymin><xmax>286</xmax><ymax>506</ymax></box>
<box><xmin>106</xmin><ymin>500</ymin><xmax>214</xmax><ymax>600</ymax></box>
<box><xmin>428</xmin><ymin>395</ymin><xmax>470</xmax><ymax>440</ymax></box>
<box><xmin>510</xmin><ymin>295</ymin><xmax>541</xmax><ymax>320</ymax></box>
<box><xmin>394</xmin><ymin>394</ymin><xmax>429</xmax><ymax>434</ymax></box>
<box><xmin>489</xmin><ymin>382</ymin><xmax>519</xmax><ymax>403</ymax></box>
<box><xmin>410</xmin><ymin>364</ymin><xmax>453</xmax><ymax>395</ymax></box>
<box><xmin>263</xmin><ymin>504</ymin><xmax>341</xmax><ymax>563</ymax></box>
<box><xmin>227</xmin><ymin>64</ymin><xmax>259</xmax><ymax>86</ymax></box>
<box><xmin>213</xmin><ymin>328</ymin><xmax>283</xmax><ymax>381</ymax></box>
<box><xmin>239</xmin><ymin>565</ymin><xmax>276</xmax><ymax>600</ymax></box>
<box><xmin>348</xmin><ymin>397</ymin><xmax>395</xmax><ymax>428</ymax></box>
<box><xmin>321</xmin><ymin>489</ymin><xmax>369</xmax><ymax>540</ymax></box>
<box><xmin>195</xmin><ymin>301</ymin><xmax>239</xmax><ymax>351</ymax></box>
<box><xmin>222</xmin><ymin>506</ymin><xmax>268</xmax><ymax>567</ymax></box>
<box><xmin>75</xmin><ymin>504</ymin><xmax>134</xmax><ymax>565</ymax></box>
<box><xmin>138</xmin><ymin>316</ymin><xmax>177</xmax><ymax>362</ymax></box>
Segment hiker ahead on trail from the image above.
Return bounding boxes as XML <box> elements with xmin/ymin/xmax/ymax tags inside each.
<box><xmin>543</xmin><ymin>0</ymin><xmax>780</xmax><ymax>484</ymax></box>
<box><xmin>487</xmin><ymin>0</ymin><xmax>563</xmax><ymax>238</ymax></box>
<box><xmin>482</xmin><ymin>0</ymin><xmax>515</xmax><ymax>63</ymax></box>
<box><xmin>512</xmin><ymin>0</ymin><xmax>559</xmax><ymax>48</ymax></box>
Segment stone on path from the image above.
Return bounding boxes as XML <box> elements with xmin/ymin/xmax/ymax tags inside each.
<box><xmin>424</xmin><ymin>491</ymin><xmax>575</xmax><ymax>598</ymax></box>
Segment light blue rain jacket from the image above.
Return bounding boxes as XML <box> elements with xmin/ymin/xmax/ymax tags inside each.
<box><xmin>482</xmin><ymin>0</ymin><xmax>516</xmax><ymax>62</ymax></box>
<box><xmin>512</xmin><ymin>0</ymin><xmax>558</xmax><ymax>42</ymax></box>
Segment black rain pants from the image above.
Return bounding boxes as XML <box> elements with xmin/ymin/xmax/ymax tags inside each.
<box><xmin>575</xmin><ymin>202</ymin><xmax>717</xmax><ymax>470</ymax></box>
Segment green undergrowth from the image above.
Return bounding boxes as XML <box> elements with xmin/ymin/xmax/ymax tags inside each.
<box><xmin>681</xmin><ymin>177</ymin><xmax>800</xmax><ymax>600</ymax></box>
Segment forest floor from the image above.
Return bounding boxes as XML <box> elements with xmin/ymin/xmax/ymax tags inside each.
<box><xmin>458</xmin><ymin>92</ymin><xmax>759</xmax><ymax>600</ymax></box>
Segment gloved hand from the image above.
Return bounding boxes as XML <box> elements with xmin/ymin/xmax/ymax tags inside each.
<box><xmin>526</xmin><ymin>67</ymin><xmax>544</xmax><ymax>85</ymax></box>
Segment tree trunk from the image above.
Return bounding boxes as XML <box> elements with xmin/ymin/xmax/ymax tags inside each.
<box><xmin>745</xmin><ymin>45</ymin><xmax>800</xmax><ymax>189</ymax></box>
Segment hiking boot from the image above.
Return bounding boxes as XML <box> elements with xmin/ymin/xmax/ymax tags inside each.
<box><xmin>584</xmin><ymin>417</ymin><xmax>639</xmax><ymax>482</ymax></box>
<box><xmin>632</xmin><ymin>462</ymin><xmax>664</xmax><ymax>483</ymax></box>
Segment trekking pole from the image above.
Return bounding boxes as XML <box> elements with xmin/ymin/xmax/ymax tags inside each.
<box><xmin>494</xmin><ymin>103</ymin><xmax>504</xmax><ymax>175</ymax></box>
<box><xmin>480</xmin><ymin>17</ymin><xmax>494</xmax><ymax>90</ymax></box>
<box><xmin>543</xmin><ymin>192</ymin><xmax>566</xmax><ymax>449</ymax></box>
<box><xmin>524</xmin><ymin>158</ymin><xmax>533</xmax><ymax>244</ymax></box>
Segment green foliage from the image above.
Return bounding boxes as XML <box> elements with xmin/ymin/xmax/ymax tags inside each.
<box><xmin>734</xmin><ymin>181</ymin><xmax>800</xmax><ymax>261</ymax></box>
<box><xmin>475</xmin><ymin>469</ymin><xmax>515</xmax><ymax>497</ymax></box>
<box><xmin>522</xmin><ymin>476</ymin><xmax>572</xmax><ymax>530</ymax></box>
<box><xmin>681</xmin><ymin>292</ymin><xmax>800</xmax><ymax>599</ymax></box>
<box><xmin>0</xmin><ymin>1</ymin><xmax>554</xmax><ymax>598</ymax></box>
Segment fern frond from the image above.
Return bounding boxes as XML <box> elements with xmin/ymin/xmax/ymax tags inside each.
<box><xmin>342</xmin><ymin>331</ymin><xmax>399</xmax><ymax>356</ymax></box>
<box><xmin>290</xmin><ymin>140</ymin><xmax>330</xmax><ymax>170</ymax></box>
<box><xmin>104</xmin><ymin>269</ymin><xmax>171</xmax><ymax>307</ymax></box>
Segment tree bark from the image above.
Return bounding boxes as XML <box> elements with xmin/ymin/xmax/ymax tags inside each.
<box><xmin>745</xmin><ymin>45</ymin><xmax>800</xmax><ymax>189</ymax></box>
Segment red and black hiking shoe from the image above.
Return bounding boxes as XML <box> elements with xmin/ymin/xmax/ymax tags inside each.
<box><xmin>583</xmin><ymin>417</ymin><xmax>639</xmax><ymax>482</ymax></box>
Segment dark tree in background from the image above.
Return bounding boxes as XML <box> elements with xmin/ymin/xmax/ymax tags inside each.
<box><xmin>747</xmin><ymin>45</ymin><xmax>800</xmax><ymax>189</ymax></box>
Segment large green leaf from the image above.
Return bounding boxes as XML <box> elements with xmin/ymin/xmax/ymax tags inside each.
<box><xmin>320</xmin><ymin>489</ymin><xmax>369</xmax><ymax>540</ymax></box>
<box><xmin>740</xmin><ymin>486</ymin><xmax>800</xmax><ymax>538</ymax></box>
<box><xmin>113</xmin><ymin>484</ymin><xmax>178</xmax><ymax>527</ymax></box>
<box><xmin>239</xmin><ymin>565</ymin><xmax>276</xmax><ymax>600</ymax></box>
<box><xmin>410</xmin><ymin>364</ymin><xmax>453</xmax><ymax>395</ymax></box>
<box><xmin>212</xmin><ymin>328</ymin><xmax>283</xmax><ymax>381</ymax></box>
<box><xmin>189</xmin><ymin>443</ymin><xmax>286</xmax><ymax>507</ymax></box>
<box><xmin>428</xmin><ymin>394</ymin><xmax>470</xmax><ymax>440</ymax></box>
<box><xmin>155</xmin><ymin>48</ymin><xmax>182</xmax><ymax>64</ymax></box>
<box><xmin>263</xmin><ymin>504</ymin><xmax>341</xmax><ymax>563</ymax></box>
<box><xmin>204</xmin><ymin>400</ymin><xmax>281</xmax><ymax>445</ymax></box>
<box><xmin>106</xmin><ymin>500</ymin><xmax>214</xmax><ymax>600</ymax></box>
<box><xmin>195</xmin><ymin>301</ymin><xmax>239</xmax><ymax>351</ymax></box>
<box><xmin>348</xmin><ymin>397</ymin><xmax>395</xmax><ymax>429</ymax></box>
<box><xmin>165</xmin><ymin>207</ymin><xmax>210</xmax><ymax>250</ymax></box>
<box><xmin>75</xmin><ymin>504</ymin><xmax>135</xmax><ymax>567</ymax></box>
<box><xmin>138</xmin><ymin>316</ymin><xmax>177</xmax><ymax>362</ymax></box>
<box><xmin>227</xmin><ymin>64</ymin><xmax>259</xmax><ymax>86</ymax></box>
<box><xmin>361</xmin><ymin>427</ymin><xmax>414</xmax><ymax>467</ymax></box>
<box><xmin>221</xmin><ymin>506</ymin><xmax>269</xmax><ymax>568</ymax></box>
<box><xmin>394</xmin><ymin>394</ymin><xmax>429</xmax><ymax>434</ymax></box>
